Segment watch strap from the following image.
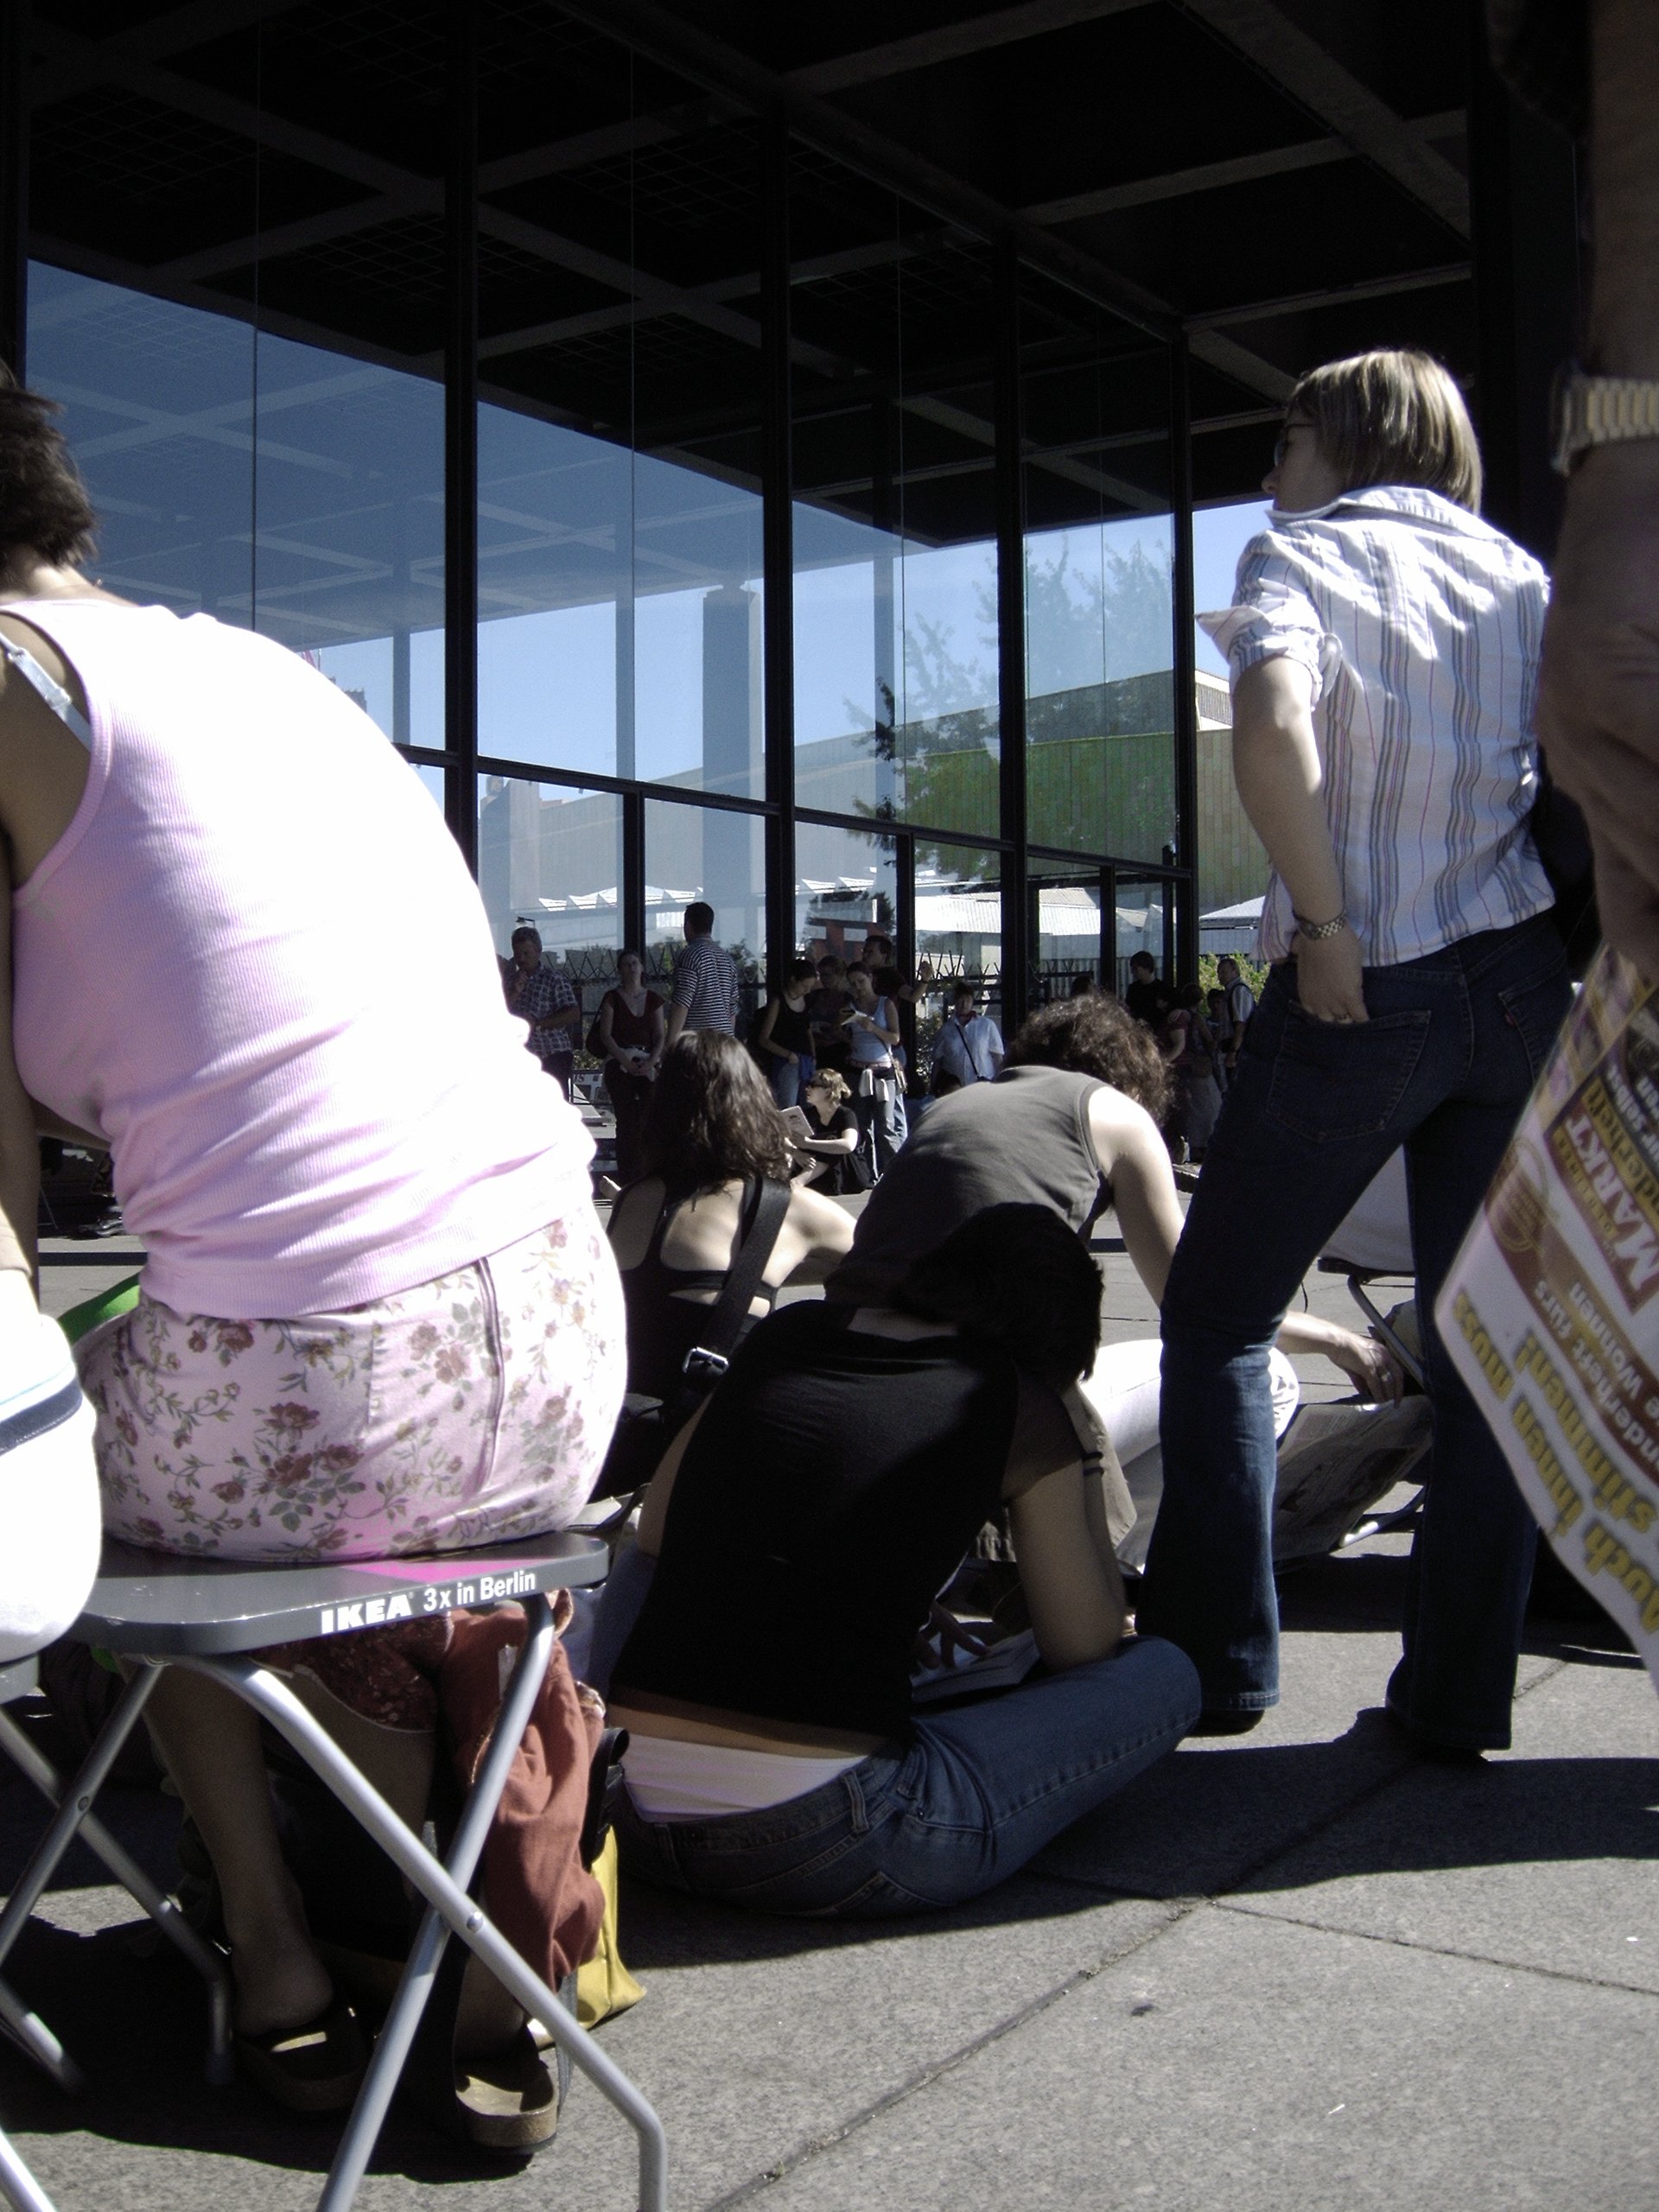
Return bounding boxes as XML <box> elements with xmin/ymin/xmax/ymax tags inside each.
<box><xmin>1552</xmin><ymin>369</ymin><xmax>1659</xmax><ymax>475</ymax></box>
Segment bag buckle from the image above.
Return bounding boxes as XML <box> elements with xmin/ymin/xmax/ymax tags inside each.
<box><xmin>682</xmin><ymin>1345</ymin><xmax>729</xmax><ymax>1385</ymax></box>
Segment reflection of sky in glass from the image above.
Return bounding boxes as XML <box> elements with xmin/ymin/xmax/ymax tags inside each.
<box><xmin>1192</xmin><ymin>500</ymin><xmax>1271</xmax><ymax>675</ymax></box>
<box><xmin>1024</xmin><ymin>517</ymin><xmax>1173</xmax><ymax>697</ymax></box>
<box><xmin>480</xmin><ymin>602</ymin><xmax>614</xmax><ymax>775</ymax></box>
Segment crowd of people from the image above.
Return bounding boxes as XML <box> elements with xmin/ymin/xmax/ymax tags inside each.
<box><xmin>3</xmin><ymin>95</ymin><xmax>1656</xmax><ymax>2146</ymax></box>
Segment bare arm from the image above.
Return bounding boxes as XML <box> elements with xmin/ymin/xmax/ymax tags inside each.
<box><xmin>756</xmin><ymin>997</ymin><xmax>790</xmax><ymax>1061</ymax></box>
<box><xmin>1005</xmin><ymin>1378</ymin><xmax>1128</xmax><ymax>1668</ymax></box>
<box><xmin>1088</xmin><ymin>1089</ymin><xmax>1186</xmax><ymax>1307</ymax></box>
<box><xmin>664</xmin><ymin>1001</ymin><xmax>689</xmax><ymax>1051</ymax></box>
<box><xmin>598</xmin><ymin>997</ymin><xmax>627</xmax><ymax>1069</ymax></box>
<box><xmin>775</xmin><ymin>1185</ymin><xmax>856</xmax><ymax>1281</ymax></box>
<box><xmin>860</xmin><ymin>1001</ymin><xmax>900</xmax><ymax>1048</ymax></box>
<box><xmin>1231</xmin><ymin>658</ymin><xmax>1366</xmax><ymax>1023</ymax></box>
<box><xmin>1274</xmin><ymin>1310</ymin><xmax>1403</xmax><ymax>1402</ymax></box>
<box><xmin>1090</xmin><ymin>1084</ymin><xmax>1397</xmax><ymax>1390</ymax></box>
<box><xmin>0</xmin><ymin>846</ymin><xmax>41</xmax><ymax>1293</ymax></box>
<box><xmin>1534</xmin><ymin>0</ymin><xmax>1659</xmax><ymax>975</ymax></box>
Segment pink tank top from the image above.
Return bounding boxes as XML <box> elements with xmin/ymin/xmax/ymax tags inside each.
<box><xmin>6</xmin><ymin>601</ymin><xmax>591</xmax><ymax>1319</ymax></box>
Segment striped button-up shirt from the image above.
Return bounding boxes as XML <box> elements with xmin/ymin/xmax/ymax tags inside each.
<box><xmin>1202</xmin><ymin>486</ymin><xmax>1555</xmax><ymax>968</ymax></box>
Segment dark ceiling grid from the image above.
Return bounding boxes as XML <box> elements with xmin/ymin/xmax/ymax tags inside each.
<box><xmin>22</xmin><ymin>0</ymin><xmax>1489</xmax><ymax>502</ymax></box>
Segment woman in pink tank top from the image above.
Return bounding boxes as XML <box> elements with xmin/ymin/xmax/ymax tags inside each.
<box><xmin>0</xmin><ymin>369</ymin><xmax>624</xmax><ymax>2112</ymax></box>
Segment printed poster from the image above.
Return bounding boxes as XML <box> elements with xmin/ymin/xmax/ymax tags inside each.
<box><xmin>1436</xmin><ymin>944</ymin><xmax>1659</xmax><ymax>1687</ymax></box>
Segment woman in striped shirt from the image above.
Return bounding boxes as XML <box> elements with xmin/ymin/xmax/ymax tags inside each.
<box><xmin>1139</xmin><ymin>349</ymin><xmax>1571</xmax><ymax>1757</ymax></box>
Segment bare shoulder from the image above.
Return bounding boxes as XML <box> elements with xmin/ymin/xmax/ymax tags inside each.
<box><xmin>1084</xmin><ymin>1083</ymin><xmax>1166</xmax><ymax>1177</ymax></box>
<box><xmin>785</xmin><ymin>1183</ymin><xmax>855</xmax><ymax>1250</ymax></box>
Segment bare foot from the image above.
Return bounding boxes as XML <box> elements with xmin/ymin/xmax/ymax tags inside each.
<box><xmin>224</xmin><ymin>1882</ymin><xmax>335</xmax><ymax>2037</ymax></box>
<box><xmin>454</xmin><ymin>1950</ymin><xmax>527</xmax><ymax>2062</ymax></box>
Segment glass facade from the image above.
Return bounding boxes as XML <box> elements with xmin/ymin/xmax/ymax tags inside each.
<box><xmin>13</xmin><ymin>24</ymin><xmax>1197</xmax><ymax>1034</ymax></box>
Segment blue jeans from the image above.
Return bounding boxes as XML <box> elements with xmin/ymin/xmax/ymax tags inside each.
<box><xmin>613</xmin><ymin>1637</ymin><xmax>1199</xmax><ymax>1916</ymax></box>
<box><xmin>1138</xmin><ymin>913</ymin><xmax>1571</xmax><ymax>1749</ymax></box>
<box><xmin>852</xmin><ymin>1071</ymin><xmax>902</xmax><ymax>1179</ymax></box>
<box><xmin>769</xmin><ymin>1056</ymin><xmax>811</xmax><ymax>1109</ymax></box>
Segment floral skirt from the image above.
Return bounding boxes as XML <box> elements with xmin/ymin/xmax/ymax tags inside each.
<box><xmin>76</xmin><ymin>1207</ymin><xmax>626</xmax><ymax>1562</ymax></box>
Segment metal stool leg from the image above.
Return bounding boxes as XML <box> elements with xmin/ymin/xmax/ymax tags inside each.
<box><xmin>0</xmin><ymin>1981</ymin><xmax>82</xmax><ymax>2095</ymax></box>
<box><xmin>0</xmin><ymin>2130</ymin><xmax>56</xmax><ymax>2212</ymax></box>
<box><xmin>0</xmin><ymin>1704</ymin><xmax>232</xmax><ymax>2084</ymax></box>
<box><xmin>309</xmin><ymin>1593</ymin><xmax>558</xmax><ymax>2211</ymax></box>
<box><xmin>188</xmin><ymin>1631</ymin><xmax>669</xmax><ymax>2212</ymax></box>
<box><xmin>0</xmin><ymin>1665</ymin><xmax>162</xmax><ymax>1981</ymax></box>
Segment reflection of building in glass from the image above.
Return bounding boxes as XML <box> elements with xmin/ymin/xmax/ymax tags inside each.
<box><xmin>12</xmin><ymin>10</ymin><xmax>1546</xmax><ymax>1014</ymax></box>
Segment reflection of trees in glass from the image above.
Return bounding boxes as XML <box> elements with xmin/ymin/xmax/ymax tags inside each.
<box><xmin>1025</xmin><ymin>538</ymin><xmax>1173</xmax><ymax>696</ymax></box>
<box><xmin>842</xmin><ymin>534</ymin><xmax>1175</xmax><ymax>869</ymax></box>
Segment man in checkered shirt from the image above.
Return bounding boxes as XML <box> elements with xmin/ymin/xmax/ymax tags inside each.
<box><xmin>505</xmin><ymin>925</ymin><xmax>581</xmax><ymax>1098</ymax></box>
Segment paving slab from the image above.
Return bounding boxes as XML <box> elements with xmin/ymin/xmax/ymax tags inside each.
<box><xmin>3</xmin><ymin>1868</ymin><xmax>1176</xmax><ymax>2212</ymax></box>
<box><xmin>1225</xmin><ymin>1647</ymin><xmax>1659</xmax><ymax>1993</ymax></box>
<box><xmin>753</xmin><ymin>1903</ymin><xmax>1659</xmax><ymax>2212</ymax></box>
<box><xmin>539</xmin><ymin>1875</ymin><xmax>1179</xmax><ymax>2211</ymax></box>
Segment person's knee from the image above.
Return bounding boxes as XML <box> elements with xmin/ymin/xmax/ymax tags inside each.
<box><xmin>1125</xmin><ymin>1634</ymin><xmax>1204</xmax><ymax>1730</ymax></box>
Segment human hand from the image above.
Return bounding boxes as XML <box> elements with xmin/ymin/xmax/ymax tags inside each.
<box><xmin>1328</xmin><ymin>1328</ymin><xmax>1404</xmax><ymax>1405</ymax></box>
<box><xmin>1539</xmin><ymin>444</ymin><xmax>1659</xmax><ymax>978</ymax></box>
<box><xmin>1292</xmin><ymin>927</ymin><xmax>1368</xmax><ymax>1023</ymax></box>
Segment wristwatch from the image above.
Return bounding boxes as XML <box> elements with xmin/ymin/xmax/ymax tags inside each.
<box><xmin>1293</xmin><ymin>908</ymin><xmax>1350</xmax><ymax>943</ymax></box>
<box><xmin>1551</xmin><ymin>368</ymin><xmax>1659</xmax><ymax>475</ymax></box>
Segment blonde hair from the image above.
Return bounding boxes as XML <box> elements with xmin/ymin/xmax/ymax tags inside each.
<box><xmin>805</xmin><ymin>1067</ymin><xmax>849</xmax><ymax>1107</ymax></box>
<box><xmin>1287</xmin><ymin>349</ymin><xmax>1483</xmax><ymax>513</ymax></box>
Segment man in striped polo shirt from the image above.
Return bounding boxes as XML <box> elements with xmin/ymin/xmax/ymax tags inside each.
<box><xmin>664</xmin><ymin>900</ymin><xmax>741</xmax><ymax>1048</ymax></box>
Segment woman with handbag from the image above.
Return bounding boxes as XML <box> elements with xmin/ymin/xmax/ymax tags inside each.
<box><xmin>594</xmin><ymin>949</ymin><xmax>664</xmax><ymax>1183</ymax></box>
<box><xmin>605</xmin><ymin>1031</ymin><xmax>853</xmax><ymax>1408</ymax></box>
<box><xmin>842</xmin><ymin>963</ymin><xmax>903</xmax><ymax>1179</ymax></box>
<box><xmin>605</xmin><ymin>1205</ymin><xmax>1200</xmax><ymax>1916</ymax></box>
<box><xmin>1137</xmin><ymin>349</ymin><xmax>1573</xmax><ymax>1755</ymax></box>
<box><xmin>0</xmin><ymin>370</ymin><xmax>623</xmax><ymax>2107</ymax></box>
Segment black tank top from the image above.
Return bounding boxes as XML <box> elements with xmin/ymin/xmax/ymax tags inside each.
<box><xmin>620</xmin><ymin>1178</ymin><xmax>785</xmax><ymax>1402</ymax></box>
<box><xmin>613</xmin><ymin>1302</ymin><xmax>1019</xmax><ymax>1739</ymax></box>
<box><xmin>767</xmin><ymin>998</ymin><xmax>812</xmax><ymax>1055</ymax></box>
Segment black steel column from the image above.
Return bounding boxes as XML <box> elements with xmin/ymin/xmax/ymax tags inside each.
<box><xmin>994</xmin><ymin>240</ymin><xmax>1029</xmax><ymax>1033</ymax></box>
<box><xmin>0</xmin><ymin>0</ymin><xmax>29</xmax><ymax>378</ymax></box>
<box><xmin>1469</xmin><ymin>18</ymin><xmax>1580</xmax><ymax>562</ymax></box>
<box><xmin>1170</xmin><ymin>335</ymin><xmax>1199</xmax><ymax>982</ymax></box>
<box><xmin>760</xmin><ymin>111</ymin><xmax>795</xmax><ymax>977</ymax></box>
<box><xmin>442</xmin><ymin>0</ymin><xmax>480</xmax><ymax>870</ymax></box>
<box><xmin>622</xmin><ymin>788</ymin><xmax>645</xmax><ymax>961</ymax></box>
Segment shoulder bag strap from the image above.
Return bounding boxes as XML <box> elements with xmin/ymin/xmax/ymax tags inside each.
<box><xmin>679</xmin><ymin>1175</ymin><xmax>791</xmax><ymax>1389</ymax></box>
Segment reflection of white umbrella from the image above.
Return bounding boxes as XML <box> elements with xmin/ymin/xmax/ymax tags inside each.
<box><xmin>1199</xmin><ymin>896</ymin><xmax>1265</xmax><ymax>925</ymax></box>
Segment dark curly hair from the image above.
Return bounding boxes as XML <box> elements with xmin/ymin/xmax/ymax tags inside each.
<box><xmin>0</xmin><ymin>365</ymin><xmax>98</xmax><ymax>572</ymax></box>
<box><xmin>639</xmin><ymin>1031</ymin><xmax>792</xmax><ymax>1192</ymax></box>
<box><xmin>894</xmin><ymin>1204</ymin><xmax>1103</xmax><ymax>1389</ymax></box>
<box><xmin>1002</xmin><ymin>994</ymin><xmax>1169</xmax><ymax>1122</ymax></box>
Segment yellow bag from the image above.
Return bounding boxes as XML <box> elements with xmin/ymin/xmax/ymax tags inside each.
<box><xmin>575</xmin><ymin>1830</ymin><xmax>645</xmax><ymax>2028</ymax></box>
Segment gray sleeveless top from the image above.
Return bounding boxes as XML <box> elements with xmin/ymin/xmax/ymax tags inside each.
<box><xmin>827</xmin><ymin>1064</ymin><xmax>1106</xmax><ymax>1303</ymax></box>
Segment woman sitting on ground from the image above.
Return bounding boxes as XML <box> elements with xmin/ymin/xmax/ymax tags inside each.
<box><xmin>0</xmin><ymin>370</ymin><xmax>622</xmax><ymax>2116</ymax></box>
<box><xmin>606</xmin><ymin>1205</ymin><xmax>1202</xmax><ymax>1916</ymax></box>
<box><xmin>791</xmin><ymin>1067</ymin><xmax>866</xmax><ymax>1194</ymax></box>
<box><xmin>606</xmin><ymin>1031</ymin><xmax>854</xmax><ymax>1405</ymax></box>
<box><xmin>833</xmin><ymin>993</ymin><xmax>1398</xmax><ymax>1407</ymax></box>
